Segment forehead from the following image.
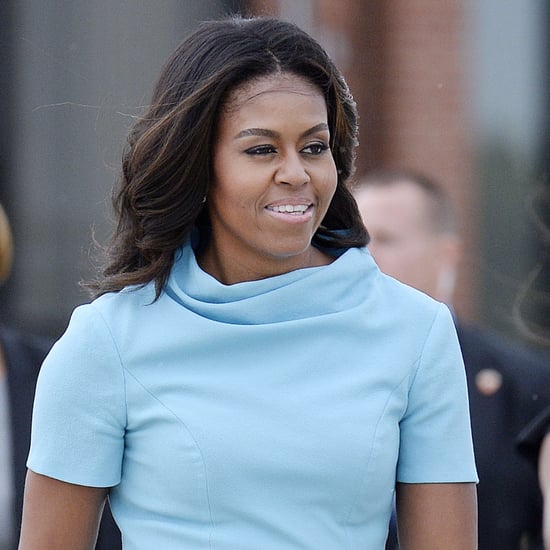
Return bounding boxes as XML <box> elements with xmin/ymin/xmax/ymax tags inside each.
<box><xmin>223</xmin><ymin>73</ymin><xmax>325</xmax><ymax>113</ymax></box>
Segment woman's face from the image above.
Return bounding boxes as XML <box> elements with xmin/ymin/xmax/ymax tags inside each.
<box><xmin>203</xmin><ymin>73</ymin><xmax>338</xmax><ymax>284</ymax></box>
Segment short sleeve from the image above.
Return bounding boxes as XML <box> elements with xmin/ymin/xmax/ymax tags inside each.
<box><xmin>27</xmin><ymin>304</ymin><xmax>126</xmax><ymax>487</ymax></box>
<box><xmin>397</xmin><ymin>304</ymin><xmax>478</xmax><ymax>483</ymax></box>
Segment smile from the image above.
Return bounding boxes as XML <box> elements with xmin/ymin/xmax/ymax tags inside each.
<box><xmin>266</xmin><ymin>204</ymin><xmax>311</xmax><ymax>215</ymax></box>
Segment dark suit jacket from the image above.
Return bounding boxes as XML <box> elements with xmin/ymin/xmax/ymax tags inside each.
<box><xmin>386</xmin><ymin>323</ymin><xmax>550</xmax><ymax>550</ymax></box>
<box><xmin>459</xmin><ymin>324</ymin><xmax>550</xmax><ymax>550</ymax></box>
<box><xmin>1</xmin><ymin>324</ymin><xmax>122</xmax><ymax>549</ymax></box>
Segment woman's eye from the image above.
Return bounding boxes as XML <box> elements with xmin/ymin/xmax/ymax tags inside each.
<box><xmin>302</xmin><ymin>142</ymin><xmax>329</xmax><ymax>155</ymax></box>
<box><xmin>245</xmin><ymin>145</ymin><xmax>276</xmax><ymax>155</ymax></box>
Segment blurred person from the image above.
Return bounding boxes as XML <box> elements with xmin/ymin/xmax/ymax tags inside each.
<box><xmin>19</xmin><ymin>17</ymin><xmax>477</xmax><ymax>549</ymax></box>
<box><xmin>518</xmin><ymin>406</ymin><xmax>550</xmax><ymax>549</ymax></box>
<box><xmin>354</xmin><ymin>168</ymin><xmax>550</xmax><ymax>550</ymax></box>
<box><xmin>0</xmin><ymin>203</ymin><xmax>121</xmax><ymax>549</ymax></box>
<box><xmin>516</xmin><ymin>190</ymin><xmax>550</xmax><ymax>549</ymax></box>
<box><xmin>0</xmin><ymin>203</ymin><xmax>48</xmax><ymax>549</ymax></box>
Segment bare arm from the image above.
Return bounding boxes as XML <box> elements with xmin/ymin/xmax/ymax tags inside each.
<box><xmin>18</xmin><ymin>469</ymin><xmax>109</xmax><ymax>550</ymax></box>
<box><xmin>395</xmin><ymin>482</ymin><xmax>477</xmax><ymax>550</ymax></box>
<box><xmin>539</xmin><ymin>433</ymin><xmax>550</xmax><ymax>550</ymax></box>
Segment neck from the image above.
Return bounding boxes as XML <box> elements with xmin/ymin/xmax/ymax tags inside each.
<box><xmin>198</xmin><ymin>244</ymin><xmax>333</xmax><ymax>285</ymax></box>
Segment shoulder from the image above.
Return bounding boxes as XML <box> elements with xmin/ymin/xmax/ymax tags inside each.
<box><xmin>49</xmin><ymin>282</ymin><xmax>171</xmax><ymax>366</ymax></box>
<box><xmin>352</xmin><ymin>252</ymin><xmax>458</xmax><ymax>368</ymax></box>
<box><xmin>79</xmin><ymin>283</ymin><xmax>159</xmax><ymax>333</ymax></box>
<box><xmin>90</xmin><ymin>282</ymin><xmax>158</xmax><ymax>314</ymax></box>
<box><xmin>345</xmin><ymin>248</ymin><xmax>454</xmax><ymax>353</ymax></box>
<box><xmin>349</xmin><ymin>247</ymin><xmax>442</xmax><ymax>319</ymax></box>
<box><xmin>372</xmin><ymin>264</ymin><xmax>444</xmax><ymax>329</ymax></box>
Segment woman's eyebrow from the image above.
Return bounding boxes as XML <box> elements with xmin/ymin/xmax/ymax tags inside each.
<box><xmin>301</xmin><ymin>123</ymin><xmax>329</xmax><ymax>138</ymax></box>
<box><xmin>235</xmin><ymin>123</ymin><xmax>329</xmax><ymax>140</ymax></box>
<box><xmin>235</xmin><ymin>128</ymin><xmax>278</xmax><ymax>139</ymax></box>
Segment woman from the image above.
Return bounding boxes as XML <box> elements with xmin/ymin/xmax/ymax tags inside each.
<box><xmin>19</xmin><ymin>17</ymin><xmax>477</xmax><ymax>549</ymax></box>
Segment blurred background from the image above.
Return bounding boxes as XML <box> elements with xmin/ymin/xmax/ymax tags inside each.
<box><xmin>0</xmin><ymin>0</ymin><xmax>548</xmax><ymax>347</ymax></box>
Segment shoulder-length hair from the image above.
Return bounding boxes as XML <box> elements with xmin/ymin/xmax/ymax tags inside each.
<box><xmin>87</xmin><ymin>16</ymin><xmax>368</xmax><ymax>299</ymax></box>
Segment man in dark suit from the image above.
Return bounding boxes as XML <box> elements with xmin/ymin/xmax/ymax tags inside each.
<box><xmin>354</xmin><ymin>169</ymin><xmax>550</xmax><ymax>550</ymax></box>
<box><xmin>0</xmin><ymin>324</ymin><xmax>51</xmax><ymax>547</ymax></box>
<box><xmin>0</xmin><ymin>203</ymin><xmax>121</xmax><ymax>549</ymax></box>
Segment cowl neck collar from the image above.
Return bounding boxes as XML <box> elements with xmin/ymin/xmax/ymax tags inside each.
<box><xmin>165</xmin><ymin>240</ymin><xmax>377</xmax><ymax>325</ymax></box>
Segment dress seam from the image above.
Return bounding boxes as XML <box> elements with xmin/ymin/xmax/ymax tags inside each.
<box><xmin>121</xmin><ymin>367</ymin><xmax>216</xmax><ymax>548</ymax></box>
<box><xmin>343</xmin><ymin>373</ymin><xmax>410</xmax><ymax>547</ymax></box>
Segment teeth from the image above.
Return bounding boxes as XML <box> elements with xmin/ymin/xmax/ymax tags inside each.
<box><xmin>269</xmin><ymin>204</ymin><xmax>309</xmax><ymax>213</ymax></box>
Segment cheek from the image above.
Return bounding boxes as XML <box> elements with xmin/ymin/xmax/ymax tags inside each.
<box><xmin>210</xmin><ymin>162</ymin><xmax>247</xmax><ymax>209</ymax></box>
<box><xmin>209</xmin><ymin>176</ymin><xmax>261</xmax><ymax>223</ymax></box>
<box><xmin>328</xmin><ymin>160</ymin><xmax>338</xmax><ymax>186</ymax></box>
<box><xmin>320</xmin><ymin>165</ymin><xmax>338</xmax><ymax>203</ymax></box>
<box><xmin>210</xmin><ymin>186</ymin><xmax>247</xmax><ymax>216</ymax></box>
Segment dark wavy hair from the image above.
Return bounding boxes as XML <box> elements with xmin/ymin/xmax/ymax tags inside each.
<box><xmin>86</xmin><ymin>16</ymin><xmax>368</xmax><ymax>299</ymax></box>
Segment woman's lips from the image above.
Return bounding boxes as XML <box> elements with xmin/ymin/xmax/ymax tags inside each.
<box><xmin>265</xmin><ymin>203</ymin><xmax>314</xmax><ymax>222</ymax></box>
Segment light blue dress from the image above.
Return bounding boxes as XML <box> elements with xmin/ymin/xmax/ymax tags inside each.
<box><xmin>28</xmin><ymin>243</ymin><xmax>477</xmax><ymax>549</ymax></box>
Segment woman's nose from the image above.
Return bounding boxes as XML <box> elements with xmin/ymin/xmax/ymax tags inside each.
<box><xmin>275</xmin><ymin>153</ymin><xmax>310</xmax><ymax>186</ymax></box>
